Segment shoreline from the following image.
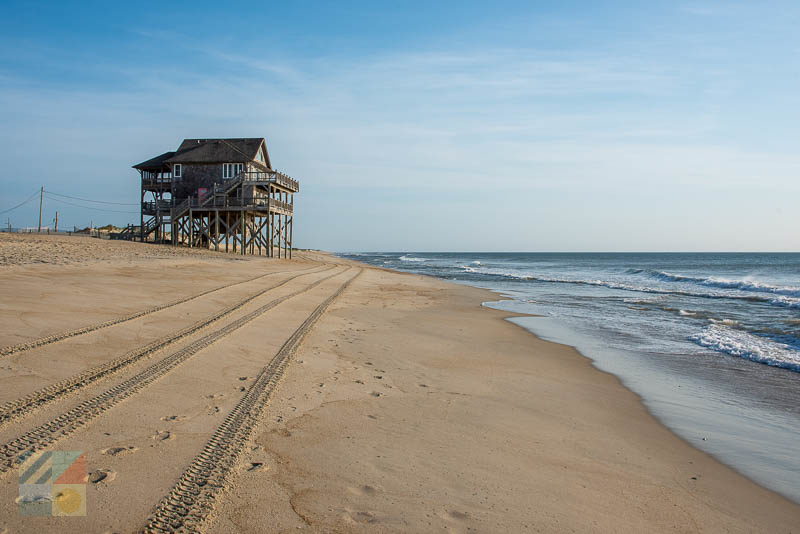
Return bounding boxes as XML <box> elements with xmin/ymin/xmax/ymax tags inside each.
<box><xmin>0</xmin><ymin>235</ymin><xmax>797</xmax><ymax>531</ymax></box>
<box><xmin>479</xmin><ymin>289</ymin><xmax>800</xmax><ymax>506</ymax></box>
<box><xmin>500</xmin><ymin>307</ymin><xmax>800</xmax><ymax>504</ymax></box>
<box><xmin>342</xmin><ymin>251</ymin><xmax>800</xmax><ymax>507</ymax></box>
<box><xmin>348</xmin><ymin>255</ymin><xmax>800</xmax><ymax>501</ymax></box>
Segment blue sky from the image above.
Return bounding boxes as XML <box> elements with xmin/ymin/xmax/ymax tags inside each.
<box><xmin>1</xmin><ymin>1</ymin><xmax>798</xmax><ymax>251</ymax></box>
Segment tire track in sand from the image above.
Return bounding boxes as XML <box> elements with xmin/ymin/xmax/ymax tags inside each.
<box><xmin>0</xmin><ymin>267</ymin><xmax>351</xmax><ymax>473</ymax></box>
<box><xmin>143</xmin><ymin>268</ymin><xmax>362</xmax><ymax>533</ymax></box>
<box><xmin>0</xmin><ymin>262</ymin><xmax>323</xmax><ymax>358</ymax></box>
<box><xmin>0</xmin><ymin>264</ymin><xmax>337</xmax><ymax>428</ymax></box>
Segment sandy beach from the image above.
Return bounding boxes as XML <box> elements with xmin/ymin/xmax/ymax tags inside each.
<box><xmin>0</xmin><ymin>234</ymin><xmax>797</xmax><ymax>533</ymax></box>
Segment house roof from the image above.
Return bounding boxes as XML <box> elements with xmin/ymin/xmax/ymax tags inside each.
<box><xmin>132</xmin><ymin>151</ymin><xmax>176</xmax><ymax>170</ymax></box>
<box><xmin>166</xmin><ymin>138</ymin><xmax>269</xmax><ymax>166</ymax></box>
<box><xmin>133</xmin><ymin>138</ymin><xmax>273</xmax><ymax>171</ymax></box>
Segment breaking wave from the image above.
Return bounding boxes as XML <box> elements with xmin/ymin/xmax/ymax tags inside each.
<box><xmin>638</xmin><ymin>270</ymin><xmax>800</xmax><ymax>298</ymax></box>
<box><xmin>709</xmin><ymin>318</ymin><xmax>740</xmax><ymax>327</ymax></box>
<box><xmin>399</xmin><ymin>255</ymin><xmax>427</xmax><ymax>262</ymax></box>
<box><xmin>461</xmin><ymin>266</ymin><xmax>800</xmax><ymax>309</ymax></box>
<box><xmin>689</xmin><ymin>325</ymin><xmax>800</xmax><ymax>373</ymax></box>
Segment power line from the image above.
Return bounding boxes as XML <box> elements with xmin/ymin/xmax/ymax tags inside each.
<box><xmin>0</xmin><ymin>190</ymin><xmax>41</xmax><ymax>215</ymax></box>
<box><xmin>44</xmin><ymin>194</ymin><xmax>139</xmax><ymax>214</ymax></box>
<box><xmin>46</xmin><ymin>191</ymin><xmax>139</xmax><ymax>206</ymax></box>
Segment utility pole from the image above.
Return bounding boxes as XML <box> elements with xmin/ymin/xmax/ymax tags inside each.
<box><xmin>54</xmin><ymin>211</ymin><xmax>59</xmax><ymax>233</ymax></box>
<box><xmin>37</xmin><ymin>186</ymin><xmax>44</xmax><ymax>233</ymax></box>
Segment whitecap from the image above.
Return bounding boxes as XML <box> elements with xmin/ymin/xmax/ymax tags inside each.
<box><xmin>689</xmin><ymin>325</ymin><xmax>800</xmax><ymax>372</ymax></box>
<box><xmin>460</xmin><ymin>265</ymin><xmax>800</xmax><ymax>309</ymax></box>
<box><xmin>709</xmin><ymin>318</ymin><xmax>740</xmax><ymax>327</ymax></box>
<box><xmin>644</xmin><ymin>270</ymin><xmax>800</xmax><ymax>298</ymax></box>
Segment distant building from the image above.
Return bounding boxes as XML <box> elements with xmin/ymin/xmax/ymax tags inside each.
<box><xmin>132</xmin><ymin>138</ymin><xmax>299</xmax><ymax>257</ymax></box>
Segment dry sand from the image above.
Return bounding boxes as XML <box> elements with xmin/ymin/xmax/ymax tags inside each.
<box><xmin>0</xmin><ymin>232</ymin><xmax>235</xmax><ymax>267</ymax></box>
<box><xmin>0</xmin><ymin>234</ymin><xmax>797</xmax><ymax>533</ymax></box>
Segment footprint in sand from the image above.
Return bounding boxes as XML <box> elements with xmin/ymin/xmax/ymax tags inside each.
<box><xmin>440</xmin><ymin>510</ymin><xmax>468</xmax><ymax>522</ymax></box>
<box><xmin>349</xmin><ymin>510</ymin><xmax>379</xmax><ymax>524</ymax></box>
<box><xmin>88</xmin><ymin>469</ymin><xmax>116</xmax><ymax>484</ymax></box>
<box><xmin>101</xmin><ymin>446</ymin><xmax>138</xmax><ymax>456</ymax></box>
<box><xmin>151</xmin><ymin>430</ymin><xmax>173</xmax><ymax>441</ymax></box>
<box><xmin>348</xmin><ymin>485</ymin><xmax>378</xmax><ymax>496</ymax></box>
<box><xmin>246</xmin><ymin>462</ymin><xmax>269</xmax><ymax>472</ymax></box>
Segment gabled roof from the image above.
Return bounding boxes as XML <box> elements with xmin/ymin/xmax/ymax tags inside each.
<box><xmin>133</xmin><ymin>138</ymin><xmax>273</xmax><ymax>171</ymax></box>
<box><xmin>132</xmin><ymin>151</ymin><xmax>176</xmax><ymax>170</ymax></box>
<box><xmin>166</xmin><ymin>138</ymin><xmax>270</xmax><ymax>167</ymax></box>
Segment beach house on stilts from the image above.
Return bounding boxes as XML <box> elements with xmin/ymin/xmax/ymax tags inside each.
<box><xmin>132</xmin><ymin>138</ymin><xmax>299</xmax><ymax>257</ymax></box>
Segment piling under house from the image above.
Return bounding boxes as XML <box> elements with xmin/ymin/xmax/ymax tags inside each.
<box><xmin>132</xmin><ymin>138</ymin><xmax>299</xmax><ymax>257</ymax></box>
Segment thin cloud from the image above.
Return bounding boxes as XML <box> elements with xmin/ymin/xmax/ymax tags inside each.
<box><xmin>1</xmin><ymin>22</ymin><xmax>798</xmax><ymax>249</ymax></box>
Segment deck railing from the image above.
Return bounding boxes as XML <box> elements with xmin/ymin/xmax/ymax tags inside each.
<box><xmin>240</xmin><ymin>171</ymin><xmax>299</xmax><ymax>192</ymax></box>
<box><xmin>142</xmin><ymin>199</ymin><xmax>174</xmax><ymax>214</ymax></box>
<box><xmin>261</xmin><ymin>198</ymin><xmax>293</xmax><ymax>212</ymax></box>
<box><xmin>181</xmin><ymin>196</ymin><xmax>293</xmax><ymax>213</ymax></box>
<box><xmin>141</xmin><ymin>170</ymin><xmax>298</xmax><ymax>191</ymax></box>
<box><xmin>142</xmin><ymin>175</ymin><xmax>172</xmax><ymax>187</ymax></box>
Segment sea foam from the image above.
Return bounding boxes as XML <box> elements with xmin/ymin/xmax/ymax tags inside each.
<box><xmin>461</xmin><ymin>266</ymin><xmax>800</xmax><ymax>309</ymax></box>
<box><xmin>689</xmin><ymin>325</ymin><xmax>800</xmax><ymax>373</ymax></box>
<box><xmin>643</xmin><ymin>270</ymin><xmax>800</xmax><ymax>298</ymax></box>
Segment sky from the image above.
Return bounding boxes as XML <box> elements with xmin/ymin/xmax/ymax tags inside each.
<box><xmin>0</xmin><ymin>0</ymin><xmax>798</xmax><ymax>251</ymax></box>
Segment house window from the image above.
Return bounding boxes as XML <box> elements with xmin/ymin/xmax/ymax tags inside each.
<box><xmin>173</xmin><ymin>164</ymin><xmax>182</xmax><ymax>179</ymax></box>
<box><xmin>223</xmin><ymin>163</ymin><xmax>243</xmax><ymax>179</ymax></box>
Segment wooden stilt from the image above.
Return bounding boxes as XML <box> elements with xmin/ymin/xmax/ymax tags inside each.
<box><xmin>241</xmin><ymin>212</ymin><xmax>246</xmax><ymax>256</ymax></box>
<box><xmin>214</xmin><ymin>211</ymin><xmax>219</xmax><ymax>251</ymax></box>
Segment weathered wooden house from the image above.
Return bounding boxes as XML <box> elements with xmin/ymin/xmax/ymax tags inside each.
<box><xmin>132</xmin><ymin>138</ymin><xmax>298</xmax><ymax>257</ymax></box>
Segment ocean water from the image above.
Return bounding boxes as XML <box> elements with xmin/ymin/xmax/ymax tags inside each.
<box><xmin>339</xmin><ymin>252</ymin><xmax>800</xmax><ymax>502</ymax></box>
